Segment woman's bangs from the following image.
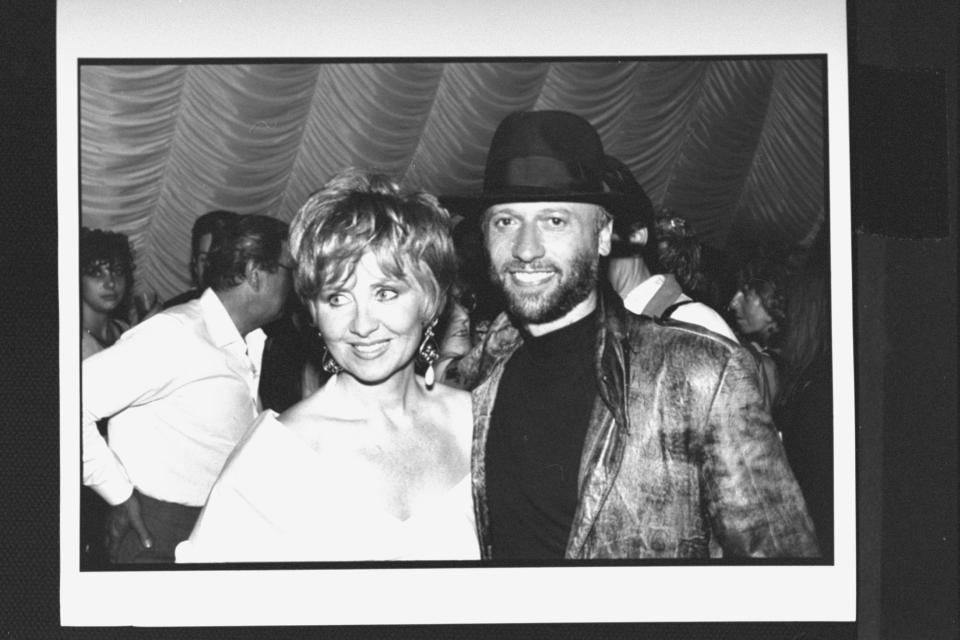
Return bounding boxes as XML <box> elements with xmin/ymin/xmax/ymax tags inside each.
<box><xmin>369</xmin><ymin>235</ymin><xmax>415</xmax><ymax>285</ymax></box>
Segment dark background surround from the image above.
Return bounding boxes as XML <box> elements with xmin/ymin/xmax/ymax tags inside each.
<box><xmin>1</xmin><ymin>1</ymin><xmax>956</xmax><ymax>638</ymax></box>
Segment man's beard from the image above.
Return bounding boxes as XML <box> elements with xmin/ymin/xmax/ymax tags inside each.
<box><xmin>490</xmin><ymin>252</ymin><xmax>599</xmax><ymax>325</ymax></box>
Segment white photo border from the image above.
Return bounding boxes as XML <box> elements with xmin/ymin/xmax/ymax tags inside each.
<box><xmin>59</xmin><ymin>0</ymin><xmax>855</xmax><ymax>626</ymax></box>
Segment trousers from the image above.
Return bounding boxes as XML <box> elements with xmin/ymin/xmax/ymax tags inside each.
<box><xmin>111</xmin><ymin>490</ymin><xmax>202</xmax><ymax>564</ymax></box>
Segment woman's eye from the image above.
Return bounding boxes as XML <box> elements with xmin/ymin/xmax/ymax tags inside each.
<box><xmin>326</xmin><ymin>293</ymin><xmax>347</xmax><ymax>306</ymax></box>
<box><xmin>376</xmin><ymin>288</ymin><xmax>399</xmax><ymax>301</ymax></box>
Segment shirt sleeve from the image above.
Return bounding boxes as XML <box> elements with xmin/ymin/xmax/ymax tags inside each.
<box><xmin>81</xmin><ymin>316</ymin><xmax>187</xmax><ymax>506</ymax></box>
<box><xmin>700</xmin><ymin>346</ymin><xmax>821</xmax><ymax>557</ymax></box>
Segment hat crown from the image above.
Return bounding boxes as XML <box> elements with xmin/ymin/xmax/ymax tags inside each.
<box><xmin>476</xmin><ymin>110</ymin><xmax>652</xmax><ymax>232</ymax></box>
<box><xmin>483</xmin><ymin>111</ymin><xmax>607</xmax><ymax>195</ymax></box>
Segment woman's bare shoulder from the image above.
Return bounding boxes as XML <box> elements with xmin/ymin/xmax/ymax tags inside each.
<box><xmin>426</xmin><ymin>382</ymin><xmax>474</xmax><ymax>443</ymax></box>
<box><xmin>427</xmin><ymin>378</ymin><xmax>469</xmax><ymax>399</ymax></box>
<box><xmin>277</xmin><ymin>391</ymin><xmax>366</xmax><ymax>454</ymax></box>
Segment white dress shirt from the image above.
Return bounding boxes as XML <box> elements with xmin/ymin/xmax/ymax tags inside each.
<box><xmin>622</xmin><ymin>274</ymin><xmax>738</xmax><ymax>342</ymax></box>
<box><xmin>82</xmin><ymin>289</ymin><xmax>262</xmax><ymax>507</ymax></box>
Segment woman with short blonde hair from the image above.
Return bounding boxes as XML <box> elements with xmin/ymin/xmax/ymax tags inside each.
<box><xmin>178</xmin><ymin>169</ymin><xmax>477</xmax><ymax>562</ymax></box>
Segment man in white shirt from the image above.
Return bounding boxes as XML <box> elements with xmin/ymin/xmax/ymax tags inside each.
<box><xmin>82</xmin><ymin>214</ymin><xmax>293</xmax><ymax>563</ymax></box>
<box><xmin>602</xmin><ymin>155</ymin><xmax>737</xmax><ymax>341</ymax></box>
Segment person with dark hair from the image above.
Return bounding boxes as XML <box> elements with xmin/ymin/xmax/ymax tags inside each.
<box><xmin>163</xmin><ymin>209</ymin><xmax>239</xmax><ymax>309</ymax></box>
<box><xmin>437</xmin><ymin>213</ymin><xmax>505</xmax><ymax>362</ymax></box>
<box><xmin>82</xmin><ymin>213</ymin><xmax>293</xmax><ymax>563</ymax></box>
<box><xmin>774</xmin><ymin>233</ymin><xmax>833</xmax><ymax>559</ymax></box>
<box><xmin>728</xmin><ymin>250</ymin><xmax>792</xmax><ymax>408</ymax></box>
<box><xmin>440</xmin><ymin>110</ymin><xmax>817</xmax><ymax>559</ymax></box>
<box><xmin>729</xmin><ymin>251</ymin><xmax>790</xmax><ymax>348</ymax></box>
<box><xmin>80</xmin><ymin>227</ymin><xmax>135</xmax><ymax>359</ymax></box>
<box><xmin>80</xmin><ymin>226</ymin><xmax>136</xmax><ymax>568</ymax></box>
<box><xmin>256</xmin><ymin>293</ymin><xmax>328</xmax><ymax>413</ymax></box>
<box><xmin>652</xmin><ymin>209</ymin><xmax>725</xmax><ymax>309</ymax></box>
<box><xmin>602</xmin><ymin>157</ymin><xmax>737</xmax><ymax>341</ymax></box>
<box><xmin>178</xmin><ymin>169</ymin><xmax>476</xmax><ymax>562</ymax></box>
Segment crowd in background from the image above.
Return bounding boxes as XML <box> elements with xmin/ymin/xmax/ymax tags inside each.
<box><xmin>81</xmin><ymin>204</ymin><xmax>833</xmax><ymax>565</ymax></box>
<box><xmin>79</xmin><ymin>110</ymin><xmax>831</xmax><ymax>566</ymax></box>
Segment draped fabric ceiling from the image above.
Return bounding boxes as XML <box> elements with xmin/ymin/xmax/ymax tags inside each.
<box><xmin>80</xmin><ymin>59</ymin><xmax>826</xmax><ymax>301</ymax></box>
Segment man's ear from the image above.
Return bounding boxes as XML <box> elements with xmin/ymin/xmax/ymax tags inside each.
<box><xmin>598</xmin><ymin>217</ymin><xmax>613</xmax><ymax>257</ymax></box>
<box><xmin>244</xmin><ymin>261</ymin><xmax>262</xmax><ymax>292</ymax></box>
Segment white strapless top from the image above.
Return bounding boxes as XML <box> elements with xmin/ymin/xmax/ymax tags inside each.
<box><xmin>176</xmin><ymin>411</ymin><xmax>480</xmax><ymax>563</ymax></box>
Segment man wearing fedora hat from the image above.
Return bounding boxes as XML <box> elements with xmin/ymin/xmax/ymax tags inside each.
<box><xmin>441</xmin><ymin>110</ymin><xmax>818</xmax><ymax>559</ymax></box>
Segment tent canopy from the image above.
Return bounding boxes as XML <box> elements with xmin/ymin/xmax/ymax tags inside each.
<box><xmin>80</xmin><ymin>58</ymin><xmax>825</xmax><ymax>300</ymax></box>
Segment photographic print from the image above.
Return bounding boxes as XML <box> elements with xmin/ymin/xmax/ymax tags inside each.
<box><xmin>59</xmin><ymin>0</ymin><xmax>855</xmax><ymax>627</ymax></box>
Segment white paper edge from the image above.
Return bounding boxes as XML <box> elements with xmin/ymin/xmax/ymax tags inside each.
<box><xmin>58</xmin><ymin>0</ymin><xmax>856</xmax><ymax>626</ymax></box>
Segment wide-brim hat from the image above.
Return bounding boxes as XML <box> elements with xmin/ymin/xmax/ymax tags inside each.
<box><xmin>472</xmin><ymin>111</ymin><xmax>651</xmax><ymax>233</ymax></box>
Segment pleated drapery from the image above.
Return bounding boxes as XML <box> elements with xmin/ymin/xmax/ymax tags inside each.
<box><xmin>79</xmin><ymin>59</ymin><xmax>825</xmax><ymax>301</ymax></box>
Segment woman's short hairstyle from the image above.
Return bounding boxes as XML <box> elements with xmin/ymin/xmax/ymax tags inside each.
<box><xmin>80</xmin><ymin>226</ymin><xmax>135</xmax><ymax>315</ymax></box>
<box><xmin>205</xmin><ymin>214</ymin><xmax>289</xmax><ymax>292</ymax></box>
<box><xmin>290</xmin><ymin>168</ymin><xmax>457</xmax><ymax>323</ymax></box>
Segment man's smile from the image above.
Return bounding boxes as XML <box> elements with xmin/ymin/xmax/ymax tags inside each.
<box><xmin>508</xmin><ymin>269</ymin><xmax>556</xmax><ymax>287</ymax></box>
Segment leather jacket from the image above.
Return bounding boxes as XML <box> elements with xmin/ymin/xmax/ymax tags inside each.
<box><xmin>445</xmin><ymin>288</ymin><xmax>820</xmax><ymax>559</ymax></box>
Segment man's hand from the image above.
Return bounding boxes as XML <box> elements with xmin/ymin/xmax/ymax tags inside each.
<box><xmin>106</xmin><ymin>492</ymin><xmax>153</xmax><ymax>558</ymax></box>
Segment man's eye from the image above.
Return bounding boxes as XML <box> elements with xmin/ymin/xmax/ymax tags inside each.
<box><xmin>491</xmin><ymin>216</ymin><xmax>514</xmax><ymax>229</ymax></box>
<box><xmin>547</xmin><ymin>216</ymin><xmax>566</xmax><ymax>227</ymax></box>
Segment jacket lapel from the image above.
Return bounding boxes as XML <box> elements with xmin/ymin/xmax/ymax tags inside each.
<box><xmin>566</xmin><ymin>291</ymin><xmax>632</xmax><ymax>557</ymax></box>
<box><xmin>470</xmin><ymin>342</ymin><xmax>516</xmax><ymax>559</ymax></box>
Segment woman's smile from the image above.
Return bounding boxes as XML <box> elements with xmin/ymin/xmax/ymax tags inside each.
<box><xmin>349</xmin><ymin>339</ymin><xmax>391</xmax><ymax>358</ymax></box>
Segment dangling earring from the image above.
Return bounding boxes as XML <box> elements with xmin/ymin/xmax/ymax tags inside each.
<box><xmin>321</xmin><ymin>349</ymin><xmax>343</xmax><ymax>375</ymax></box>
<box><xmin>317</xmin><ymin>330</ymin><xmax>343</xmax><ymax>375</ymax></box>
<box><xmin>417</xmin><ymin>319</ymin><xmax>440</xmax><ymax>388</ymax></box>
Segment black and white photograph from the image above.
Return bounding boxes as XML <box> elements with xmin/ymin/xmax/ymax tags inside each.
<box><xmin>77</xmin><ymin>56</ymin><xmax>833</xmax><ymax>568</ymax></box>
<box><xmin>55</xmin><ymin>0</ymin><xmax>866</xmax><ymax>630</ymax></box>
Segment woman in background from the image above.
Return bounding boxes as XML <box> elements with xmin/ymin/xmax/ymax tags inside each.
<box><xmin>80</xmin><ymin>227</ymin><xmax>135</xmax><ymax>360</ymax></box>
<box><xmin>177</xmin><ymin>169</ymin><xmax>478</xmax><ymax>562</ymax></box>
<box><xmin>79</xmin><ymin>226</ymin><xmax>135</xmax><ymax>567</ymax></box>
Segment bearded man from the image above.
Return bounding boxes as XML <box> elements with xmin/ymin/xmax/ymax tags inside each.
<box><xmin>440</xmin><ymin>110</ymin><xmax>819</xmax><ymax>559</ymax></box>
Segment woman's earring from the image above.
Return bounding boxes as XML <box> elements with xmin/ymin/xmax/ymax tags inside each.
<box><xmin>321</xmin><ymin>349</ymin><xmax>343</xmax><ymax>375</ymax></box>
<box><xmin>417</xmin><ymin>320</ymin><xmax>440</xmax><ymax>388</ymax></box>
<box><xmin>317</xmin><ymin>331</ymin><xmax>343</xmax><ymax>375</ymax></box>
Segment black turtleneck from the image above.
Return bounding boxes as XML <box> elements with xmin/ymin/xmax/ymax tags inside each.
<box><xmin>485</xmin><ymin>309</ymin><xmax>599</xmax><ymax>560</ymax></box>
